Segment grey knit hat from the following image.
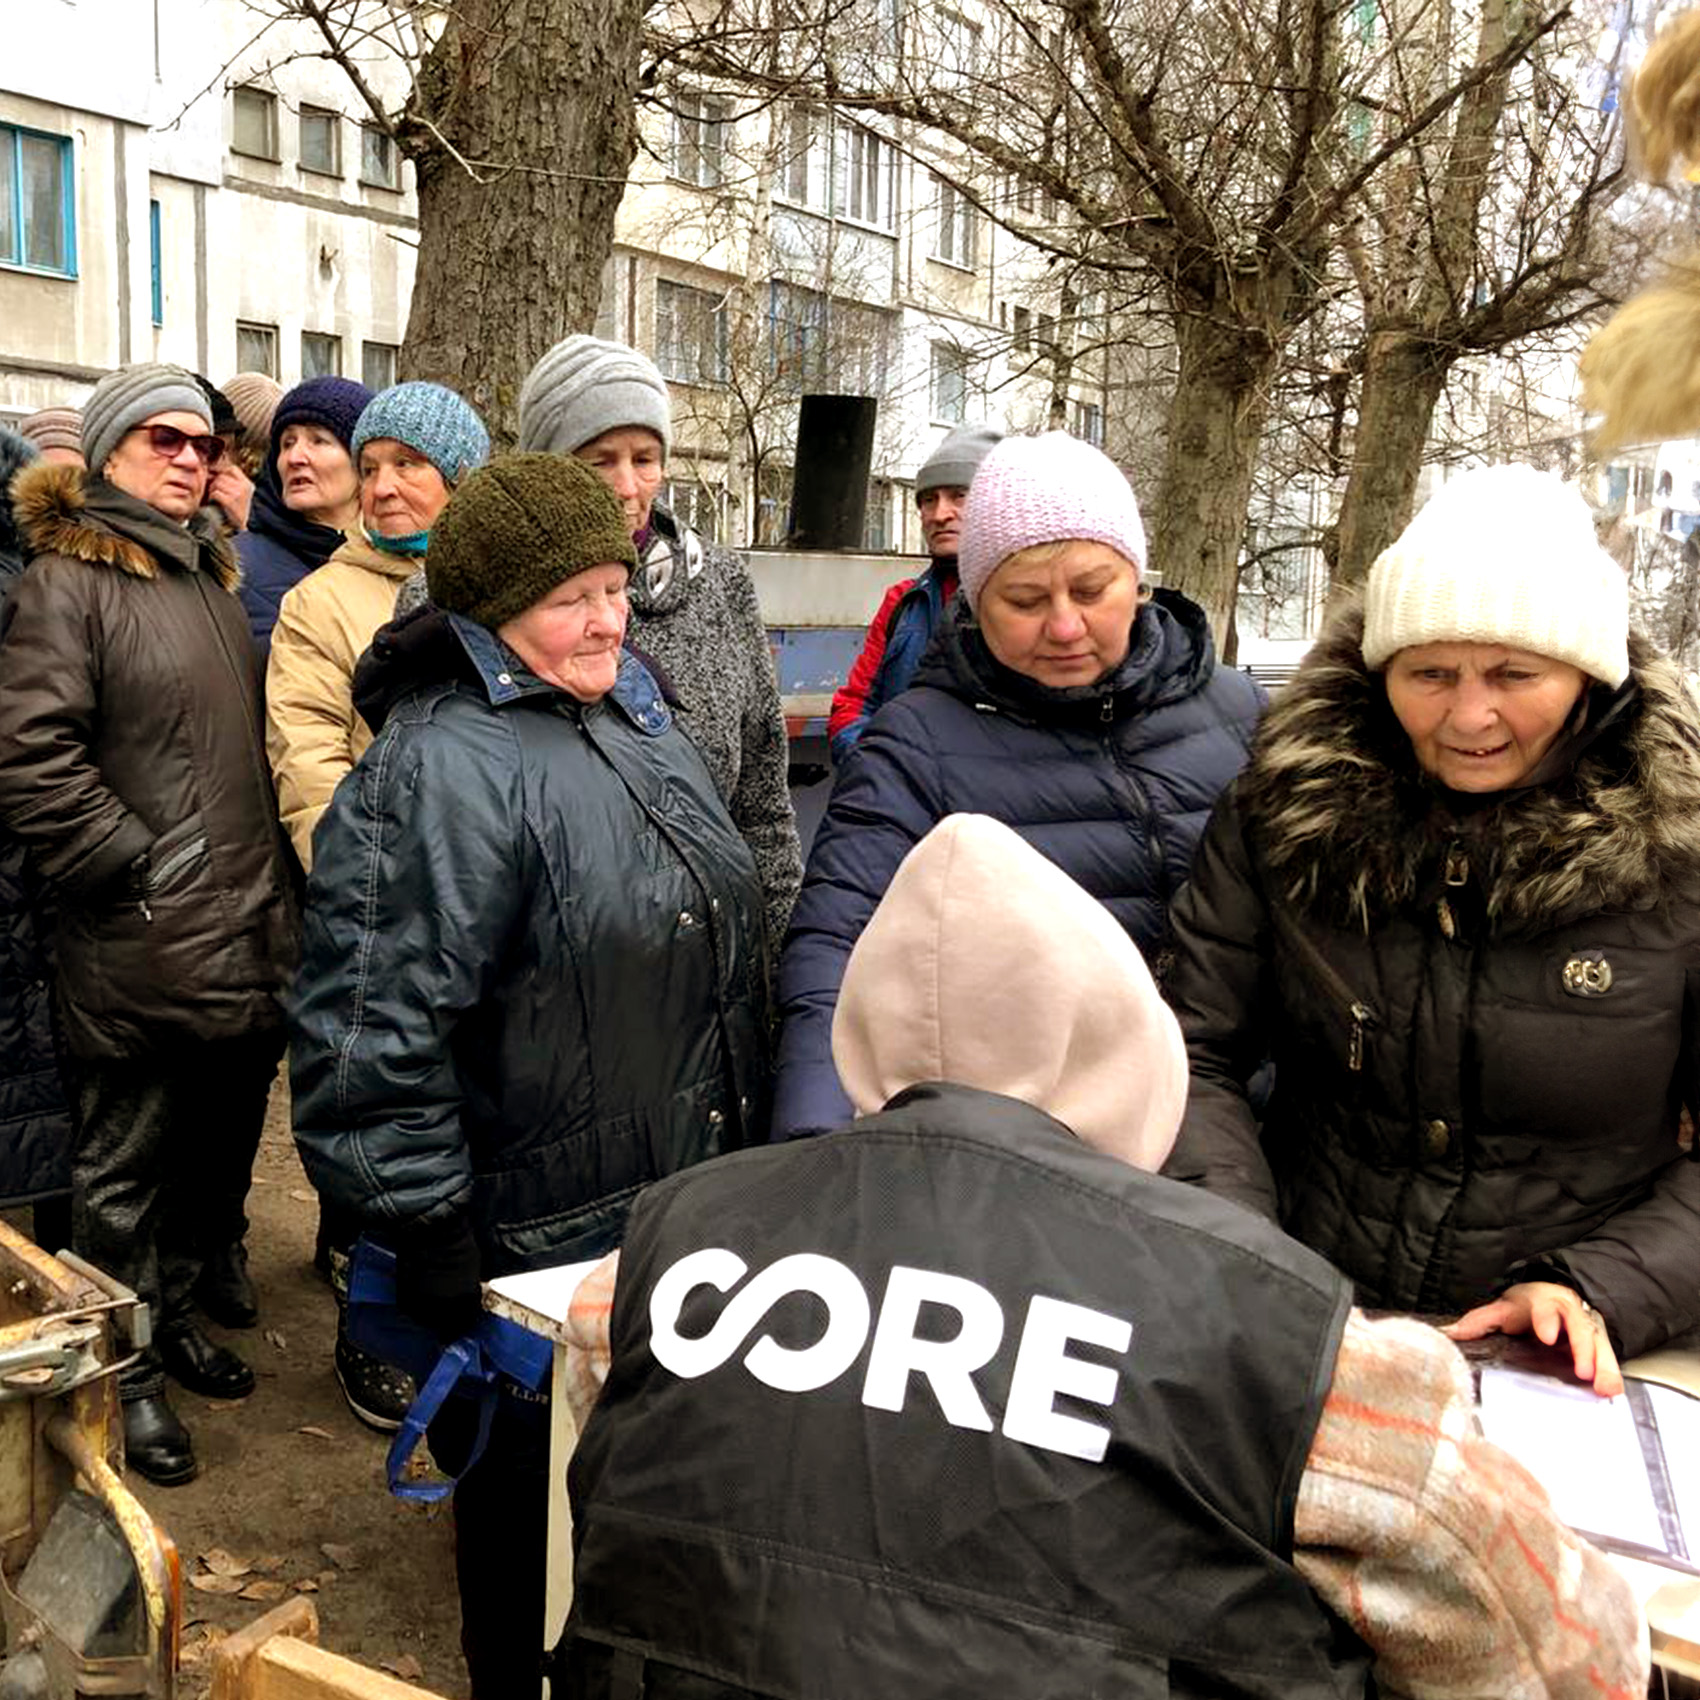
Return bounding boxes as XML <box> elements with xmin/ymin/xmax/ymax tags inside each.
<box><xmin>83</xmin><ymin>363</ymin><xmax>211</xmax><ymax>476</ymax></box>
<box><xmin>16</xmin><ymin>407</ymin><xmax>82</xmax><ymax>458</ymax></box>
<box><xmin>517</xmin><ymin>335</ymin><xmax>672</xmax><ymax>459</ymax></box>
<box><xmin>915</xmin><ymin>423</ymin><xmax>1003</xmax><ymax>498</ymax></box>
<box><xmin>352</xmin><ymin>382</ymin><xmax>490</xmax><ymax>486</ymax></box>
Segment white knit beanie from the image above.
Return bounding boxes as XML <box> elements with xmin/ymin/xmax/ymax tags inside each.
<box><xmin>1362</xmin><ymin>465</ymin><xmax>1630</xmax><ymax>687</ymax></box>
<box><xmin>957</xmin><ymin>432</ymin><xmax>1146</xmax><ymax>611</ymax></box>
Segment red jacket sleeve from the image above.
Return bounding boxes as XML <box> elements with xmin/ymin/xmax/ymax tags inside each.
<box><xmin>829</xmin><ymin>577</ymin><xmax>913</xmax><ymax>753</ymax></box>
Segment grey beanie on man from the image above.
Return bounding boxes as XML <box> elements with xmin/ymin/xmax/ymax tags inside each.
<box><xmin>83</xmin><ymin>363</ymin><xmax>211</xmax><ymax>476</ymax></box>
<box><xmin>517</xmin><ymin>334</ymin><xmax>673</xmax><ymax>459</ymax></box>
<box><xmin>915</xmin><ymin>422</ymin><xmax>1003</xmax><ymax>498</ymax></box>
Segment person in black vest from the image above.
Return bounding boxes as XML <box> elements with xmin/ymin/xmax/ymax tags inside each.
<box><xmin>554</xmin><ymin>814</ymin><xmax>1646</xmax><ymax>1700</ymax></box>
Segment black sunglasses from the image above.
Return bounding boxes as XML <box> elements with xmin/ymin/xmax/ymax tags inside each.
<box><xmin>137</xmin><ymin>423</ymin><xmax>226</xmax><ymax>467</ymax></box>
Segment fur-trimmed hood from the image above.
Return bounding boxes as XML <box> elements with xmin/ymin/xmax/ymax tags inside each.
<box><xmin>11</xmin><ymin>459</ymin><xmax>238</xmax><ymax>592</ymax></box>
<box><xmin>1241</xmin><ymin>597</ymin><xmax>1700</xmax><ymax>931</ymax></box>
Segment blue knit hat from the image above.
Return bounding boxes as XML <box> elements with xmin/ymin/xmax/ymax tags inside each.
<box><xmin>269</xmin><ymin>376</ymin><xmax>374</xmax><ymax>468</ymax></box>
<box><xmin>352</xmin><ymin>382</ymin><xmax>490</xmax><ymax>486</ymax></box>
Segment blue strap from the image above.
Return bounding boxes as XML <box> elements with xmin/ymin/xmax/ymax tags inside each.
<box><xmin>384</xmin><ymin>1338</ymin><xmax>498</xmax><ymax>1503</ymax></box>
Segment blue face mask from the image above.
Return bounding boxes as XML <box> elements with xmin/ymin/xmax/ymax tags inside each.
<box><xmin>366</xmin><ymin>527</ymin><xmax>431</xmax><ymax>557</ymax></box>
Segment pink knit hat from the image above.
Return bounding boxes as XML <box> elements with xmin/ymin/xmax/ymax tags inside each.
<box><xmin>957</xmin><ymin>431</ymin><xmax>1147</xmax><ymax>610</ymax></box>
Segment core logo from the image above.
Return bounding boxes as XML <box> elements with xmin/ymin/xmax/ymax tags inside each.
<box><xmin>649</xmin><ymin>1249</ymin><xmax>1132</xmax><ymax>1463</ymax></box>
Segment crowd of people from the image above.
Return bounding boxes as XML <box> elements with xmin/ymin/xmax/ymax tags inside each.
<box><xmin>0</xmin><ymin>337</ymin><xmax>1681</xmax><ymax>1697</ymax></box>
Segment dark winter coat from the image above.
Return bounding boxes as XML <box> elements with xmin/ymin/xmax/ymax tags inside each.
<box><xmin>0</xmin><ymin>464</ymin><xmax>298</xmax><ymax>1062</ymax></box>
<box><xmin>291</xmin><ymin>608</ymin><xmax>772</xmax><ymax>1275</ymax></box>
<box><xmin>565</xmin><ymin>1084</ymin><xmax>1366</xmax><ymax>1700</ymax></box>
<box><xmin>771</xmin><ymin>589</ymin><xmax>1265</xmax><ymax>1136</ymax></box>
<box><xmin>1163</xmin><ymin>602</ymin><xmax>1700</xmax><ymax>1360</ymax></box>
<box><xmin>0</xmin><ymin>431</ymin><xmax>70</xmax><ymax>1204</ymax></box>
<box><xmin>236</xmin><ymin>469</ymin><xmax>347</xmax><ymax>658</ymax></box>
<box><xmin>827</xmin><ymin>560</ymin><xmax>956</xmax><ymax>763</ymax></box>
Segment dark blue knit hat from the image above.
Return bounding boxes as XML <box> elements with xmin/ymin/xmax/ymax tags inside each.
<box><xmin>269</xmin><ymin>376</ymin><xmax>374</xmax><ymax>467</ymax></box>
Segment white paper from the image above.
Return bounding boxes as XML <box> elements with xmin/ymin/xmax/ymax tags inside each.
<box><xmin>1477</xmin><ymin>1367</ymin><xmax>1666</xmax><ymax>1553</ymax></box>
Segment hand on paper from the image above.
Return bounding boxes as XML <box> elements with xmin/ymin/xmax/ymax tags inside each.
<box><xmin>1444</xmin><ymin>1281</ymin><xmax>1624</xmax><ymax>1397</ymax></box>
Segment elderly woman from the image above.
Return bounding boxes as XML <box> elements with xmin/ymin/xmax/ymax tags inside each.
<box><xmin>1165</xmin><ymin>463</ymin><xmax>1700</xmax><ymax>1392</ymax></box>
<box><xmin>515</xmin><ymin>334</ymin><xmax>801</xmax><ymax>958</ymax></box>
<box><xmin>236</xmin><ymin>375</ymin><xmax>373</xmax><ymax>655</ymax></box>
<box><xmin>268</xmin><ymin>380</ymin><xmax>488</xmax><ymax>1432</ymax></box>
<box><xmin>0</xmin><ymin>364</ymin><xmax>298</xmax><ymax>1485</ymax></box>
<box><xmin>291</xmin><ymin>454</ymin><xmax>770</xmax><ymax>1698</ymax></box>
<box><xmin>772</xmin><ymin>430</ymin><xmax>1264</xmax><ymax>1136</ymax></box>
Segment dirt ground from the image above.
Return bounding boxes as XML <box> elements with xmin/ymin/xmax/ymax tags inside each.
<box><xmin>126</xmin><ymin>1072</ymin><xmax>469</xmax><ymax>1697</ymax></box>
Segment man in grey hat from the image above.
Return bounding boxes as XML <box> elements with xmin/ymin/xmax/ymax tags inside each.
<box><xmin>827</xmin><ymin>422</ymin><xmax>1001</xmax><ymax>763</ymax></box>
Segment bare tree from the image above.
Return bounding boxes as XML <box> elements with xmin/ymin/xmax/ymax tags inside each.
<box><xmin>241</xmin><ymin>0</ymin><xmax>642</xmax><ymax>442</ymax></box>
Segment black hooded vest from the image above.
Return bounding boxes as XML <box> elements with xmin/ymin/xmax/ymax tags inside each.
<box><xmin>560</xmin><ymin>1084</ymin><xmax>1368</xmax><ymax>1700</ymax></box>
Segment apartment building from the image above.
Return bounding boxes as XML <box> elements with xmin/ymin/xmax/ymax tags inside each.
<box><xmin>0</xmin><ymin>0</ymin><xmax>1105</xmax><ymax>555</ymax></box>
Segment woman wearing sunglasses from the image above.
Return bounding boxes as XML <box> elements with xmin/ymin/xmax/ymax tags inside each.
<box><xmin>0</xmin><ymin>363</ymin><xmax>299</xmax><ymax>1487</ymax></box>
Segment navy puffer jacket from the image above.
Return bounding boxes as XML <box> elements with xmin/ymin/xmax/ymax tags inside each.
<box><xmin>291</xmin><ymin>610</ymin><xmax>772</xmax><ymax>1275</ymax></box>
<box><xmin>236</xmin><ymin>470</ymin><xmax>346</xmax><ymax>658</ymax></box>
<box><xmin>0</xmin><ymin>428</ymin><xmax>70</xmax><ymax>1206</ymax></box>
<box><xmin>771</xmin><ymin>589</ymin><xmax>1264</xmax><ymax>1137</ymax></box>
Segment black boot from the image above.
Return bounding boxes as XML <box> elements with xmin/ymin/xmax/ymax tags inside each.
<box><xmin>122</xmin><ymin>1394</ymin><xmax>197</xmax><ymax>1486</ymax></box>
<box><xmin>195</xmin><ymin>1240</ymin><xmax>258</xmax><ymax>1329</ymax></box>
<box><xmin>335</xmin><ymin>1322</ymin><xmax>415</xmax><ymax>1433</ymax></box>
<box><xmin>159</xmin><ymin>1324</ymin><xmax>256</xmax><ymax>1400</ymax></box>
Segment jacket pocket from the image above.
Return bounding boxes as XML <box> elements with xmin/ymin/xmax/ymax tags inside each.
<box><xmin>145</xmin><ymin>815</ymin><xmax>210</xmax><ymax>897</ymax></box>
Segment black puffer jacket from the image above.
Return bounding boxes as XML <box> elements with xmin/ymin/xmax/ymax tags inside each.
<box><xmin>0</xmin><ymin>429</ymin><xmax>70</xmax><ymax>1204</ymax></box>
<box><xmin>1164</xmin><ymin>603</ymin><xmax>1700</xmax><ymax>1360</ymax></box>
<box><xmin>0</xmin><ymin>463</ymin><xmax>298</xmax><ymax>1061</ymax></box>
<box><xmin>291</xmin><ymin>609</ymin><xmax>772</xmax><ymax>1274</ymax></box>
<box><xmin>772</xmin><ymin>589</ymin><xmax>1264</xmax><ymax>1136</ymax></box>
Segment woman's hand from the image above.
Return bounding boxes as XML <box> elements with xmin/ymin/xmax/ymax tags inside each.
<box><xmin>1444</xmin><ymin>1281</ymin><xmax>1624</xmax><ymax>1396</ymax></box>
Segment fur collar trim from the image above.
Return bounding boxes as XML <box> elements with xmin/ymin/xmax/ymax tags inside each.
<box><xmin>11</xmin><ymin>461</ymin><xmax>239</xmax><ymax>592</ymax></box>
<box><xmin>1242</xmin><ymin>597</ymin><xmax>1700</xmax><ymax>931</ymax></box>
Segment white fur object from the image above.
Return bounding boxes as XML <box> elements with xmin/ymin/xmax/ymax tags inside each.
<box><xmin>1362</xmin><ymin>464</ymin><xmax>1630</xmax><ymax>688</ymax></box>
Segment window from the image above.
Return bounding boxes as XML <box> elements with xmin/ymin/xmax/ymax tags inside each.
<box><xmin>783</xmin><ymin>108</ymin><xmax>817</xmax><ymax>204</ymax></box>
<box><xmin>232</xmin><ymin>87</ymin><xmax>278</xmax><ymax>160</ymax></box>
<box><xmin>300</xmin><ymin>107</ymin><xmax>341</xmax><ymax>176</ymax></box>
<box><xmin>656</xmin><ymin>280</ymin><xmax>728</xmax><ymax>387</ymax></box>
<box><xmin>931</xmin><ymin>343</ymin><xmax>968</xmax><ymax>424</ymax></box>
<box><xmin>1013</xmin><ymin>171</ymin><xmax>1038</xmax><ymax>216</ymax></box>
<box><xmin>301</xmin><ymin>332</ymin><xmax>342</xmax><ymax>378</ymax></box>
<box><xmin>1012</xmin><ymin>304</ymin><xmax>1031</xmax><ymax>352</ymax></box>
<box><xmin>756</xmin><ymin>461</ymin><xmax>794</xmax><ymax>546</ymax></box>
<box><xmin>939</xmin><ymin>11</ymin><xmax>981</xmax><ymax>87</ymax></box>
<box><xmin>864</xmin><ymin>478</ymin><xmax>893</xmax><ymax>551</ymax></box>
<box><xmin>359</xmin><ymin>123</ymin><xmax>399</xmax><ymax>189</ymax></box>
<box><xmin>237</xmin><ymin>321</ymin><xmax>278</xmax><ymax>377</ymax></box>
<box><xmin>0</xmin><ymin>125</ymin><xmax>75</xmax><ymax>276</ymax></box>
<box><xmin>835</xmin><ymin>122</ymin><xmax>896</xmax><ymax>229</ymax></box>
<box><xmin>362</xmin><ymin>341</ymin><xmax>398</xmax><ymax>391</ymax></box>
<box><xmin>665</xmin><ymin>478</ymin><xmax>721</xmax><ymax>543</ymax></box>
<box><xmin>1071</xmin><ymin>400</ymin><xmax>1104</xmax><ymax>447</ymax></box>
<box><xmin>149</xmin><ymin>199</ymin><xmax>162</xmax><ymax>325</ymax></box>
<box><xmin>932</xmin><ymin>175</ymin><xmax>976</xmax><ymax>268</ymax></box>
<box><xmin>671</xmin><ymin>93</ymin><xmax>727</xmax><ymax>188</ymax></box>
<box><xmin>769</xmin><ymin>281</ymin><xmax>828</xmax><ymax>392</ymax></box>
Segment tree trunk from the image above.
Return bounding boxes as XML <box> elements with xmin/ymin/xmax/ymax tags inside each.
<box><xmin>1145</xmin><ymin>307</ymin><xmax>1279</xmax><ymax>650</ymax></box>
<box><xmin>1330</xmin><ymin>330</ymin><xmax>1451</xmax><ymax>588</ymax></box>
<box><xmin>396</xmin><ymin>0</ymin><xmax>641</xmax><ymax>446</ymax></box>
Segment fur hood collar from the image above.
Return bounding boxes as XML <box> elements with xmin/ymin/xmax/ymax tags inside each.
<box><xmin>11</xmin><ymin>460</ymin><xmax>238</xmax><ymax>592</ymax></box>
<box><xmin>1242</xmin><ymin>597</ymin><xmax>1700</xmax><ymax>932</ymax></box>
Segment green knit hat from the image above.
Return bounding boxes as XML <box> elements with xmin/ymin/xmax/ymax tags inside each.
<box><xmin>426</xmin><ymin>453</ymin><xmax>639</xmax><ymax>632</ymax></box>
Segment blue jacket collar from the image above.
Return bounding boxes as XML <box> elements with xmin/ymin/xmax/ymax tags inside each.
<box><xmin>445</xmin><ymin>613</ymin><xmax>671</xmax><ymax>734</ymax></box>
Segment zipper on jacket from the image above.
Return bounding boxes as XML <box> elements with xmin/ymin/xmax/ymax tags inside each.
<box><xmin>1271</xmin><ymin>906</ymin><xmax>1380</xmax><ymax>1072</ymax></box>
<box><xmin>150</xmin><ymin>833</ymin><xmax>208</xmax><ymax>890</ymax></box>
<box><xmin>1100</xmin><ymin>693</ymin><xmax>1114</xmax><ymax>724</ymax></box>
<box><xmin>1437</xmin><ymin>841</ymin><xmax>1469</xmax><ymax>941</ymax></box>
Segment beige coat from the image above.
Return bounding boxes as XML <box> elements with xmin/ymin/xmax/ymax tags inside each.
<box><xmin>266</xmin><ymin>532</ymin><xmax>413</xmax><ymax>869</ymax></box>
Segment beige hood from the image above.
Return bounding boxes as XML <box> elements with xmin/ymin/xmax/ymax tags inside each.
<box><xmin>832</xmin><ymin>813</ymin><xmax>1187</xmax><ymax>1171</ymax></box>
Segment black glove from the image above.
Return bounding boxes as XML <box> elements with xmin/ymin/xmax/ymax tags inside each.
<box><xmin>394</xmin><ymin>1215</ymin><xmax>484</xmax><ymax>1345</ymax></box>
